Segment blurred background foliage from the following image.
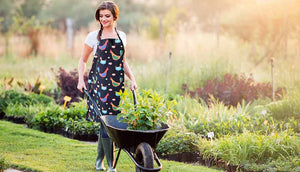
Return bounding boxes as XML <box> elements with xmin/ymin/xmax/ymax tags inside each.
<box><xmin>0</xmin><ymin>0</ymin><xmax>299</xmax><ymax>93</ymax></box>
<box><xmin>0</xmin><ymin>0</ymin><xmax>300</xmax><ymax>49</ymax></box>
<box><xmin>1</xmin><ymin>0</ymin><xmax>299</xmax><ymax>39</ymax></box>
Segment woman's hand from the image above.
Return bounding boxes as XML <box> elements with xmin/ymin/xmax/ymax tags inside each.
<box><xmin>130</xmin><ymin>80</ymin><xmax>138</xmax><ymax>90</ymax></box>
<box><xmin>77</xmin><ymin>80</ymin><xmax>87</xmax><ymax>92</ymax></box>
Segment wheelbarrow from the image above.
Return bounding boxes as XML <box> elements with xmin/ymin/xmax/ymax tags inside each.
<box><xmin>84</xmin><ymin>89</ymin><xmax>169</xmax><ymax>172</ymax></box>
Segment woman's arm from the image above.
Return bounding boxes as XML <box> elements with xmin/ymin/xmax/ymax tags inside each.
<box><xmin>77</xmin><ymin>44</ymin><xmax>93</xmax><ymax>92</ymax></box>
<box><xmin>124</xmin><ymin>58</ymin><xmax>138</xmax><ymax>90</ymax></box>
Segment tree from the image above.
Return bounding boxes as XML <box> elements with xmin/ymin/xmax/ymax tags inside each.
<box><xmin>0</xmin><ymin>0</ymin><xmax>15</xmax><ymax>55</ymax></box>
<box><xmin>40</xmin><ymin>0</ymin><xmax>93</xmax><ymax>31</ymax></box>
<box><xmin>0</xmin><ymin>0</ymin><xmax>46</xmax><ymax>56</ymax></box>
<box><xmin>17</xmin><ymin>0</ymin><xmax>44</xmax><ymax>18</ymax></box>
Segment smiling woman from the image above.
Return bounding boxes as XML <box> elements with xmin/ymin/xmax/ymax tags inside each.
<box><xmin>76</xmin><ymin>1</ymin><xmax>137</xmax><ymax>171</ymax></box>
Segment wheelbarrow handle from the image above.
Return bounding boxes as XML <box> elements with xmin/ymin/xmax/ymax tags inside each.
<box><xmin>83</xmin><ymin>89</ymin><xmax>107</xmax><ymax>127</ymax></box>
<box><xmin>131</xmin><ymin>89</ymin><xmax>137</xmax><ymax>107</ymax></box>
<box><xmin>83</xmin><ymin>89</ymin><xmax>103</xmax><ymax>117</ymax></box>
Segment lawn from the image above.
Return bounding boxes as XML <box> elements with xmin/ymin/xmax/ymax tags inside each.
<box><xmin>0</xmin><ymin>120</ymin><xmax>221</xmax><ymax>172</ymax></box>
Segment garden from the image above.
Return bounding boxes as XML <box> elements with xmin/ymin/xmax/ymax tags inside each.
<box><xmin>1</xmin><ymin>0</ymin><xmax>300</xmax><ymax>172</ymax></box>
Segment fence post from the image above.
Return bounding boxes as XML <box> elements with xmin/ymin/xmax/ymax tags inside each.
<box><xmin>66</xmin><ymin>18</ymin><xmax>74</xmax><ymax>58</ymax></box>
<box><xmin>270</xmin><ymin>57</ymin><xmax>275</xmax><ymax>101</ymax></box>
<box><xmin>159</xmin><ymin>16</ymin><xmax>163</xmax><ymax>53</ymax></box>
<box><xmin>165</xmin><ymin>52</ymin><xmax>172</xmax><ymax>94</ymax></box>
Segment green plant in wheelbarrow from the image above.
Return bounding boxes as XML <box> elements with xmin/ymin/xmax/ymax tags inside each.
<box><xmin>117</xmin><ymin>89</ymin><xmax>178</xmax><ymax>130</ymax></box>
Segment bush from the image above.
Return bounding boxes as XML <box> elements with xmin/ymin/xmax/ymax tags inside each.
<box><xmin>30</xmin><ymin>100</ymin><xmax>99</xmax><ymax>137</ymax></box>
<box><xmin>54</xmin><ymin>67</ymin><xmax>88</xmax><ymax>105</ymax></box>
<box><xmin>182</xmin><ymin>73</ymin><xmax>285</xmax><ymax>106</ymax></box>
<box><xmin>65</xmin><ymin>119</ymin><xmax>100</xmax><ymax>136</ymax></box>
<box><xmin>156</xmin><ymin>129</ymin><xmax>199</xmax><ymax>154</ymax></box>
<box><xmin>0</xmin><ymin>90</ymin><xmax>55</xmax><ymax>115</ymax></box>
<box><xmin>4</xmin><ymin>103</ymin><xmax>52</xmax><ymax>124</ymax></box>
<box><xmin>31</xmin><ymin>106</ymin><xmax>64</xmax><ymax>132</ymax></box>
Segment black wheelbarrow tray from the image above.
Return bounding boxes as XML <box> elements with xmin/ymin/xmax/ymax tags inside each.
<box><xmin>84</xmin><ymin>89</ymin><xmax>169</xmax><ymax>172</ymax></box>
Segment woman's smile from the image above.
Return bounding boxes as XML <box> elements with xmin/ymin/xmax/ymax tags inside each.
<box><xmin>100</xmin><ymin>9</ymin><xmax>114</xmax><ymax>28</ymax></box>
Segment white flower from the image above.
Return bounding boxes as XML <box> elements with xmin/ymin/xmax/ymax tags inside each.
<box><xmin>207</xmin><ymin>132</ymin><xmax>214</xmax><ymax>140</ymax></box>
<box><xmin>261</xmin><ymin>110</ymin><xmax>267</xmax><ymax>115</ymax></box>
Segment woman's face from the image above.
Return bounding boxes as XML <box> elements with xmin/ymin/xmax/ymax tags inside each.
<box><xmin>99</xmin><ymin>9</ymin><xmax>115</xmax><ymax>28</ymax></box>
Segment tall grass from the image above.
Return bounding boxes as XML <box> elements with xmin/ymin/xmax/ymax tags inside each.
<box><xmin>131</xmin><ymin>53</ymin><xmax>235</xmax><ymax>94</ymax></box>
<box><xmin>199</xmin><ymin>131</ymin><xmax>299</xmax><ymax>169</ymax></box>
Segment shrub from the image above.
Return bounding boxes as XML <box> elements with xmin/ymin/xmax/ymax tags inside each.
<box><xmin>54</xmin><ymin>67</ymin><xmax>88</xmax><ymax>105</ymax></box>
<box><xmin>31</xmin><ymin>106</ymin><xmax>64</xmax><ymax>132</ymax></box>
<box><xmin>0</xmin><ymin>90</ymin><xmax>55</xmax><ymax>115</ymax></box>
<box><xmin>0</xmin><ymin>90</ymin><xmax>31</xmax><ymax>113</ymax></box>
<box><xmin>5</xmin><ymin>103</ymin><xmax>58</xmax><ymax>126</ymax></box>
<box><xmin>65</xmin><ymin>119</ymin><xmax>100</xmax><ymax>136</ymax></box>
<box><xmin>156</xmin><ymin>129</ymin><xmax>200</xmax><ymax>154</ymax></box>
<box><xmin>28</xmin><ymin>93</ymin><xmax>56</xmax><ymax>105</ymax></box>
<box><xmin>30</xmin><ymin>100</ymin><xmax>99</xmax><ymax>137</ymax></box>
<box><xmin>182</xmin><ymin>73</ymin><xmax>285</xmax><ymax>106</ymax></box>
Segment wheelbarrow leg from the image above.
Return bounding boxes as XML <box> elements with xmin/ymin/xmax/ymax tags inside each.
<box><xmin>113</xmin><ymin>148</ymin><xmax>122</xmax><ymax>169</ymax></box>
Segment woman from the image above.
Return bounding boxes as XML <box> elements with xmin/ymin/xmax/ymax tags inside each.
<box><xmin>77</xmin><ymin>1</ymin><xmax>137</xmax><ymax>171</ymax></box>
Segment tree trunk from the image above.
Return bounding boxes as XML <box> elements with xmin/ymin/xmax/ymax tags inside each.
<box><xmin>28</xmin><ymin>28</ymin><xmax>40</xmax><ymax>56</ymax></box>
<box><xmin>4</xmin><ymin>33</ymin><xmax>10</xmax><ymax>56</ymax></box>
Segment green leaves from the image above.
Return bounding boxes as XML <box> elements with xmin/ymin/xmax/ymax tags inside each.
<box><xmin>156</xmin><ymin>130</ymin><xmax>200</xmax><ymax>154</ymax></box>
<box><xmin>117</xmin><ymin>89</ymin><xmax>177</xmax><ymax>130</ymax></box>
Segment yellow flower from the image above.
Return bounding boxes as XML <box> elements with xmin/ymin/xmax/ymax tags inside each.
<box><xmin>39</xmin><ymin>85</ymin><xmax>46</xmax><ymax>95</ymax></box>
<box><xmin>64</xmin><ymin>96</ymin><xmax>72</xmax><ymax>102</ymax></box>
<box><xmin>63</xmin><ymin>96</ymin><xmax>72</xmax><ymax>109</ymax></box>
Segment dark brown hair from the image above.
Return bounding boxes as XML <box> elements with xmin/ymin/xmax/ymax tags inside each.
<box><xmin>95</xmin><ymin>1</ymin><xmax>119</xmax><ymax>41</ymax></box>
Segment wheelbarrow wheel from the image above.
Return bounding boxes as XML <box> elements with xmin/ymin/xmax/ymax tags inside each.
<box><xmin>135</xmin><ymin>142</ymin><xmax>154</xmax><ymax>172</ymax></box>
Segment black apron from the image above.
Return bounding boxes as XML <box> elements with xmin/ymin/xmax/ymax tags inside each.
<box><xmin>86</xmin><ymin>28</ymin><xmax>125</xmax><ymax>124</ymax></box>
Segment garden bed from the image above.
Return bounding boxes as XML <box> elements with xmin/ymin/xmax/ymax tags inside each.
<box><xmin>3</xmin><ymin>116</ymin><xmax>26</xmax><ymax>124</ymax></box>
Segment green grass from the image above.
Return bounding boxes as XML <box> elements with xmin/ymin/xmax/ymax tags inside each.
<box><xmin>0</xmin><ymin>120</ymin><xmax>220</xmax><ymax>172</ymax></box>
